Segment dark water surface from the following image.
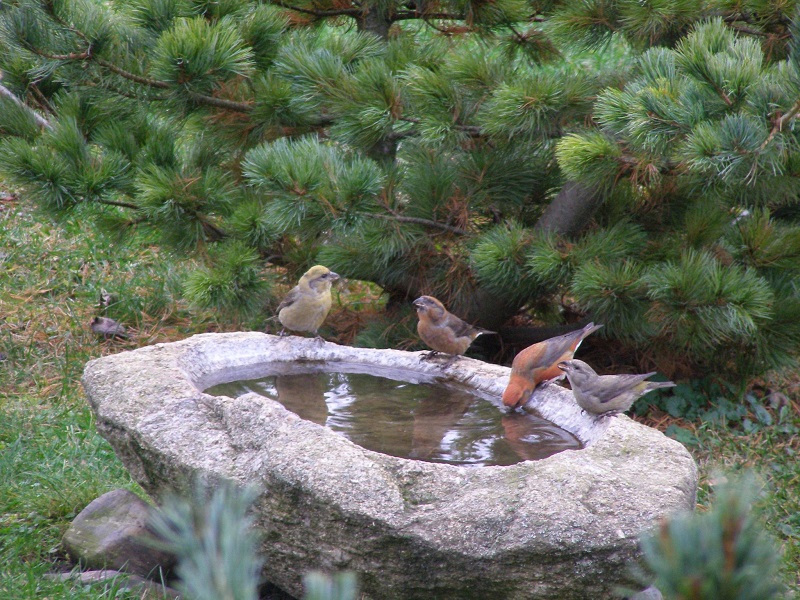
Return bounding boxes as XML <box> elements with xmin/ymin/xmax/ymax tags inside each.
<box><xmin>207</xmin><ymin>371</ymin><xmax>581</xmax><ymax>466</ymax></box>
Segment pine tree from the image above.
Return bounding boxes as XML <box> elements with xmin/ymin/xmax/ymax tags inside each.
<box><xmin>636</xmin><ymin>473</ymin><xmax>785</xmax><ymax>599</ymax></box>
<box><xmin>0</xmin><ymin>1</ymin><xmax>799</xmax><ymax>379</ymax></box>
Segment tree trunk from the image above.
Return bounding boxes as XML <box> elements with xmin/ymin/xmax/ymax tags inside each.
<box><xmin>534</xmin><ymin>179</ymin><xmax>603</xmax><ymax>237</ymax></box>
<box><xmin>357</xmin><ymin>3</ymin><xmax>391</xmax><ymax>39</ymax></box>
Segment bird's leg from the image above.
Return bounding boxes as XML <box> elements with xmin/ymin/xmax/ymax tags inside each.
<box><xmin>314</xmin><ymin>334</ymin><xmax>326</xmax><ymax>344</ymax></box>
<box><xmin>420</xmin><ymin>350</ymin><xmax>440</xmax><ymax>361</ymax></box>
<box><xmin>279</xmin><ymin>328</ymin><xmax>288</xmax><ymax>337</ymax></box>
<box><xmin>442</xmin><ymin>354</ymin><xmax>459</xmax><ymax>368</ymax></box>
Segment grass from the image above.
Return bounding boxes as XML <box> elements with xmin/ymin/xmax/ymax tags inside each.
<box><xmin>0</xmin><ymin>197</ymin><xmax>221</xmax><ymax>599</ymax></box>
<box><xmin>1</xmin><ymin>195</ymin><xmax>799</xmax><ymax>598</ymax></box>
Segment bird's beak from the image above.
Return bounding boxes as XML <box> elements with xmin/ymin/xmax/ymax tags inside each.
<box><xmin>557</xmin><ymin>361</ymin><xmax>569</xmax><ymax>371</ymax></box>
<box><xmin>412</xmin><ymin>299</ymin><xmax>423</xmax><ymax>309</ymax></box>
<box><xmin>329</xmin><ymin>271</ymin><xmax>340</xmax><ymax>281</ymax></box>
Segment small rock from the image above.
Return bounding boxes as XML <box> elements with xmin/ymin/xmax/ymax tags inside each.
<box><xmin>629</xmin><ymin>586</ymin><xmax>663</xmax><ymax>600</ymax></box>
<box><xmin>62</xmin><ymin>489</ymin><xmax>175</xmax><ymax>579</ymax></box>
<box><xmin>47</xmin><ymin>569</ymin><xmax>182</xmax><ymax>599</ymax></box>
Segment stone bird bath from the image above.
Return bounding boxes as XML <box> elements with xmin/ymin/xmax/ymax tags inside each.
<box><xmin>82</xmin><ymin>332</ymin><xmax>697</xmax><ymax>599</ymax></box>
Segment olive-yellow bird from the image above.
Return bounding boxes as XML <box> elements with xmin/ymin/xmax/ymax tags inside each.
<box><xmin>277</xmin><ymin>265</ymin><xmax>339</xmax><ymax>339</ymax></box>
<box><xmin>502</xmin><ymin>322</ymin><xmax>602</xmax><ymax>410</ymax></box>
<box><xmin>412</xmin><ymin>295</ymin><xmax>492</xmax><ymax>364</ymax></box>
<box><xmin>557</xmin><ymin>359</ymin><xmax>676</xmax><ymax>417</ymax></box>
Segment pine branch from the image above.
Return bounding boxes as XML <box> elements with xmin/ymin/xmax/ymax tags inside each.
<box><xmin>398</xmin><ymin>116</ymin><xmax>480</xmax><ymax>138</ymax></box>
<box><xmin>271</xmin><ymin>0</ymin><xmax>362</xmax><ymax>18</ymax></box>
<box><xmin>201</xmin><ymin>218</ymin><xmax>228</xmax><ymax>241</ymax></box>
<box><xmin>760</xmin><ymin>99</ymin><xmax>800</xmax><ymax>150</ymax></box>
<box><xmin>94</xmin><ymin>58</ymin><xmax>169</xmax><ymax>89</ymax></box>
<box><xmin>0</xmin><ymin>83</ymin><xmax>52</xmax><ymax>131</ymax></box>
<box><xmin>368</xmin><ymin>212</ymin><xmax>469</xmax><ymax>235</ymax></box>
<box><xmin>98</xmin><ymin>198</ymin><xmax>140</xmax><ymax>210</ymax></box>
<box><xmin>393</xmin><ymin>11</ymin><xmax>467</xmax><ymax>21</ymax></box>
<box><xmin>95</xmin><ymin>58</ymin><xmax>253</xmax><ymax>111</ymax></box>
<box><xmin>22</xmin><ymin>21</ymin><xmax>254</xmax><ymax>113</ymax></box>
<box><xmin>27</xmin><ymin>83</ymin><xmax>56</xmax><ymax>116</ymax></box>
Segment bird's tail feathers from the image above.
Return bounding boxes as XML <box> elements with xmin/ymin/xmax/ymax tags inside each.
<box><xmin>648</xmin><ymin>380</ymin><xmax>677</xmax><ymax>390</ymax></box>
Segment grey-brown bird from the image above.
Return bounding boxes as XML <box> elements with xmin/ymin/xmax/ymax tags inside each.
<box><xmin>557</xmin><ymin>359</ymin><xmax>676</xmax><ymax>417</ymax></box>
<box><xmin>277</xmin><ymin>265</ymin><xmax>340</xmax><ymax>339</ymax></box>
<box><xmin>90</xmin><ymin>316</ymin><xmax>129</xmax><ymax>339</ymax></box>
<box><xmin>502</xmin><ymin>322</ymin><xmax>603</xmax><ymax>410</ymax></box>
<box><xmin>412</xmin><ymin>295</ymin><xmax>492</xmax><ymax>365</ymax></box>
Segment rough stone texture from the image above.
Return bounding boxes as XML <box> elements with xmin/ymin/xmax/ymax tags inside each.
<box><xmin>62</xmin><ymin>489</ymin><xmax>175</xmax><ymax>579</ymax></box>
<box><xmin>81</xmin><ymin>332</ymin><xmax>698</xmax><ymax>600</ymax></box>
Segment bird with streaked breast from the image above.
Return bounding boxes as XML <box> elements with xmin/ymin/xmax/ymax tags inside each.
<box><xmin>557</xmin><ymin>358</ymin><xmax>676</xmax><ymax>417</ymax></box>
<box><xmin>502</xmin><ymin>322</ymin><xmax>603</xmax><ymax>410</ymax></box>
<box><xmin>412</xmin><ymin>295</ymin><xmax>493</xmax><ymax>365</ymax></box>
<box><xmin>277</xmin><ymin>265</ymin><xmax>340</xmax><ymax>339</ymax></box>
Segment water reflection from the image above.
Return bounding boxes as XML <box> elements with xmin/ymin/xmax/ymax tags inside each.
<box><xmin>207</xmin><ymin>372</ymin><xmax>581</xmax><ymax>466</ymax></box>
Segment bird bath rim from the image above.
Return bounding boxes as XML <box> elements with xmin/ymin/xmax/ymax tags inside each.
<box><xmin>178</xmin><ymin>332</ymin><xmax>611</xmax><ymax>449</ymax></box>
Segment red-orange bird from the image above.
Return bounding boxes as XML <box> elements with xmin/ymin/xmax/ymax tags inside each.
<box><xmin>412</xmin><ymin>295</ymin><xmax>493</xmax><ymax>365</ymax></box>
<box><xmin>502</xmin><ymin>322</ymin><xmax>603</xmax><ymax>410</ymax></box>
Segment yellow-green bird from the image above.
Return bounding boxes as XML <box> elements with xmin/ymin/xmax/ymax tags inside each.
<box><xmin>557</xmin><ymin>359</ymin><xmax>675</xmax><ymax>417</ymax></box>
<box><xmin>277</xmin><ymin>265</ymin><xmax>340</xmax><ymax>339</ymax></box>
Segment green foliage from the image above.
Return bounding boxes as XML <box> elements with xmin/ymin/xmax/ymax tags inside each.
<box><xmin>304</xmin><ymin>572</ymin><xmax>359</xmax><ymax>600</ymax></box>
<box><xmin>0</xmin><ymin>95</ymin><xmax>43</xmax><ymax>140</ymax></box>
<box><xmin>152</xmin><ymin>16</ymin><xmax>255</xmax><ymax>94</ymax></box>
<box><xmin>0</xmin><ymin>0</ymin><xmax>799</xmax><ymax>383</ymax></box>
<box><xmin>570</xmin><ymin>260</ymin><xmax>652</xmax><ymax>343</ymax></box>
<box><xmin>471</xmin><ymin>223</ymin><xmax>540</xmax><ymax>304</ymax></box>
<box><xmin>644</xmin><ymin>249</ymin><xmax>773</xmax><ymax>357</ymax></box>
<box><xmin>183</xmin><ymin>240</ymin><xmax>272</xmax><ymax>319</ymax></box>
<box><xmin>556</xmin><ymin>131</ymin><xmax>622</xmax><ymax>187</ymax></box>
<box><xmin>637</xmin><ymin>473</ymin><xmax>785</xmax><ymax>599</ymax></box>
<box><xmin>148</xmin><ymin>480</ymin><xmax>263</xmax><ymax>600</ymax></box>
<box><xmin>148</xmin><ymin>479</ymin><xmax>362</xmax><ymax>600</ymax></box>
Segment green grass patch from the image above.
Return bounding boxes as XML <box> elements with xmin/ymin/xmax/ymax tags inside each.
<box><xmin>1</xmin><ymin>195</ymin><xmax>799</xmax><ymax>597</ymax></box>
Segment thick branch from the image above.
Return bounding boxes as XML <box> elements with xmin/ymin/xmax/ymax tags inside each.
<box><xmin>30</xmin><ymin>45</ymin><xmax>253</xmax><ymax>112</ymax></box>
<box><xmin>95</xmin><ymin>59</ymin><xmax>253</xmax><ymax>111</ymax></box>
<box><xmin>94</xmin><ymin>58</ymin><xmax>169</xmax><ymax>89</ymax></box>
<box><xmin>98</xmin><ymin>198</ymin><xmax>140</xmax><ymax>210</ymax></box>
<box><xmin>369</xmin><ymin>213</ymin><xmax>469</xmax><ymax>235</ymax></box>
<box><xmin>0</xmin><ymin>83</ymin><xmax>52</xmax><ymax>131</ymax></box>
<box><xmin>533</xmin><ymin>180</ymin><xmax>603</xmax><ymax>237</ymax></box>
<box><xmin>201</xmin><ymin>218</ymin><xmax>228</xmax><ymax>241</ymax></box>
<box><xmin>393</xmin><ymin>10</ymin><xmax>466</xmax><ymax>21</ymax></box>
<box><xmin>760</xmin><ymin>98</ymin><xmax>800</xmax><ymax>150</ymax></box>
<box><xmin>272</xmin><ymin>0</ymin><xmax>361</xmax><ymax>17</ymax></box>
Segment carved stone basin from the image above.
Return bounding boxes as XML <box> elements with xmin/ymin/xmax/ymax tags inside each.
<box><xmin>81</xmin><ymin>332</ymin><xmax>697</xmax><ymax>599</ymax></box>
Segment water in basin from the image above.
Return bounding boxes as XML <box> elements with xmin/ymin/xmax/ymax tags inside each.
<box><xmin>207</xmin><ymin>371</ymin><xmax>581</xmax><ymax>466</ymax></box>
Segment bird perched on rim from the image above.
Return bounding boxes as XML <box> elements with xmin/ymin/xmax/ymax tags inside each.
<box><xmin>502</xmin><ymin>322</ymin><xmax>603</xmax><ymax>410</ymax></box>
<box><xmin>412</xmin><ymin>295</ymin><xmax>493</xmax><ymax>366</ymax></box>
<box><xmin>90</xmin><ymin>316</ymin><xmax>129</xmax><ymax>340</ymax></box>
<box><xmin>277</xmin><ymin>265</ymin><xmax>340</xmax><ymax>340</ymax></box>
<box><xmin>557</xmin><ymin>359</ymin><xmax>676</xmax><ymax>418</ymax></box>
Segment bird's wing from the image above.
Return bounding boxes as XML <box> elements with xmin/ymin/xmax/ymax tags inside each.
<box><xmin>595</xmin><ymin>373</ymin><xmax>656</xmax><ymax>404</ymax></box>
<box><xmin>277</xmin><ymin>286</ymin><xmax>302</xmax><ymax>311</ymax></box>
<box><xmin>535</xmin><ymin>333</ymin><xmax>585</xmax><ymax>367</ymax></box>
<box><xmin>443</xmin><ymin>313</ymin><xmax>481</xmax><ymax>339</ymax></box>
